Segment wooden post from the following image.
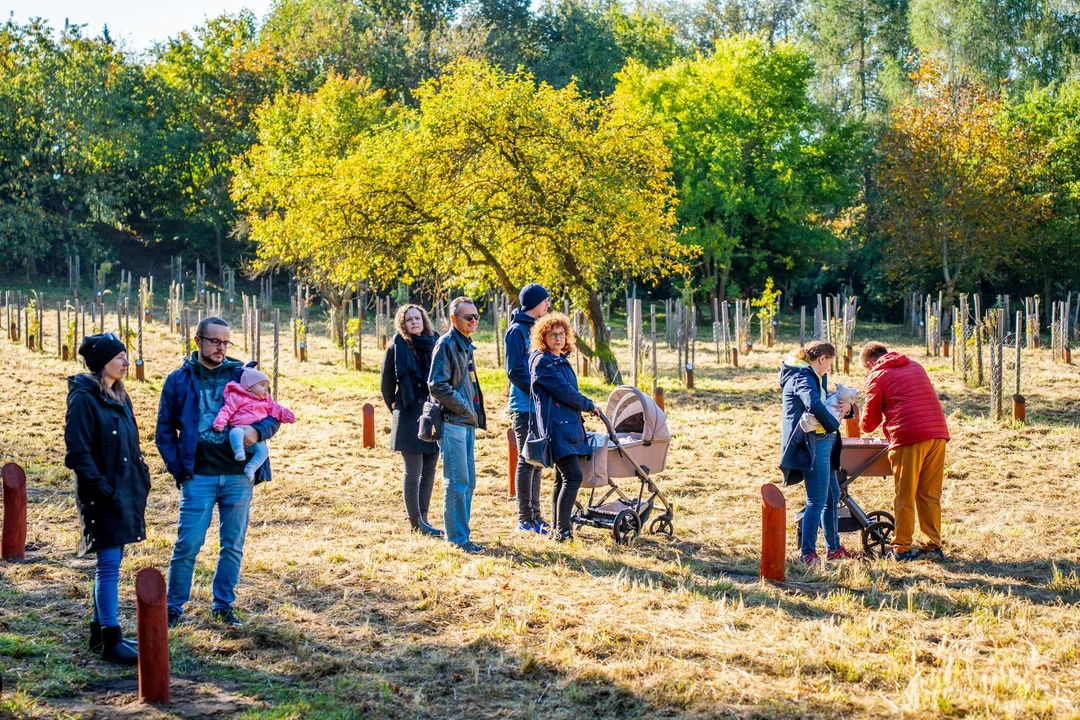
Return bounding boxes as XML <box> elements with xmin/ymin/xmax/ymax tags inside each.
<box><xmin>685</xmin><ymin>364</ymin><xmax>694</xmax><ymax>389</ymax></box>
<box><xmin>799</xmin><ymin>306</ymin><xmax>805</xmax><ymax>347</ymax></box>
<box><xmin>273</xmin><ymin>310</ymin><xmax>280</xmax><ymax>398</ymax></box>
<box><xmin>363</xmin><ymin>403</ymin><xmax>375</xmax><ymax>449</ymax></box>
<box><xmin>731</xmin><ymin>347</ymin><xmax>739</xmax><ymax>367</ymax></box>
<box><xmin>1012</xmin><ymin>394</ymin><xmax>1026</xmax><ymax>424</ymax></box>
<box><xmin>651</xmin><ymin>305</ymin><xmax>658</xmax><ymax>396</ymax></box>
<box><xmin>760</xmin><ymin>484</ymin><xmax>786</xmax><ymax>582</ymax></box>
<box><xmin>844</xmin><ymin>404</ymin><xmax>861</xmax><ymax>438</ymax></box>
<box><xmin>135</xmin><ymin>568</ymin><xmax>170</xmax><ymax>704</ymax></box>
<box><xmin>507</xmin><ymin>427</ymin><xmax>517</xmax><ymax>499</ymax></box>
<box><xmin>653</xmin><ymin>386</ymin><xmax>664</xmax><ymax>411</ymax></box>
<box><xmin>1</xmin><ymin>463</ymin><xmax>28</xmax><ymax>561</ymax></box>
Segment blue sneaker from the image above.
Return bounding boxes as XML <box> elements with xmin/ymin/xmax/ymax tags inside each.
<box><xmin>922</xmin><ymin>547</ymin><xmax>946</xmax><ymax>561</ymax></box>
<box><xmin>891</xmin><ymin>548</ymin><xmax>922</xmax><ymax>562</ymax></box>
<box><xmin>516</xmin><ymin>521</ymin><xmax>536</xmax><ymax>533</ymax></box>
<box><xmin>533</xmin><ymin>520</ymin><xmax>550</xmax><ymax>536</ymax></box>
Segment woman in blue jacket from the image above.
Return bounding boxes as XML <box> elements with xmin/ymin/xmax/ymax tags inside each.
<box><xmin>528</xmin><ymin>313</ymin><xmax>600</xmax><ymax>543</ymax></box>
<box><xmin>779</xmin><ymin>341</ymin><xmax>855</xmax><ymax>566</ymax></box>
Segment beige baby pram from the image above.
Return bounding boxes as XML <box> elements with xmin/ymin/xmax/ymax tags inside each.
<box><xmin>574</xmin><ymin>386</ymin><xmax>674</xmax><ymax>544</ymax></box>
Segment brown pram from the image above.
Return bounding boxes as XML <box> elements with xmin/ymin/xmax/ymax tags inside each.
<box><xmin>795</xmin><ymin>436</ymin><xmax>896</xmax><ymax>557</ymax></box>
<box><xmin>573</xmin><ymin>386</ymin><xmax>674</xmax><ymax>544</ymax></box>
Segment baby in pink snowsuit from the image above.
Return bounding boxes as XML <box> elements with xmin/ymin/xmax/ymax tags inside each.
<box><xmin>212</xmin><ymin>368</ymin><xmax>296</xmax><ymax>481</ymax></box>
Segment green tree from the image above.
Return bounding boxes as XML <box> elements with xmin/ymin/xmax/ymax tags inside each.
<box><xmin>614</xmin><ymin>35</ymin><xmax>861</xmax><ymax>302</ymax></box>
<box><xmin>0</xmin><ymin>19</ymin><xmax>148</xmax><ymax>274</ymax></box>
<box><xmin>142</xmin><ymin>12</ymin><xmax>283</xmax><ymax>273</ymax></box>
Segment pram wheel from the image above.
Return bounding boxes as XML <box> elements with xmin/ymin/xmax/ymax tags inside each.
<box><xmin>867</xmin><ymin>510</ymin><xmax>895</xmax><ymax>526</ymax></box>
<box><xmin>861</xmin><ymin>520</ymin><xmax>894</xmax><ymax>558</ymax></box>
<box><xmin>649</xmin><ymin>517</ymin><xmax>673</xmax><ymax>536</ymax></box>
<box><xmin>612</xmin><ymin>509</ymin><xmax>641</xmax><ymax>545</ymax></box>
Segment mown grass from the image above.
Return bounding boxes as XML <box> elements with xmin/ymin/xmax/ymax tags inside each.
<box><xmin>0</xmin><ymin>296</ymin><xmax>1078</xmax><ymax>718</ymax></box>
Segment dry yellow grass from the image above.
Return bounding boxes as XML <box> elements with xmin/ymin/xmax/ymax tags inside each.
<box><xmin>1</xmin><ymin>305</ymin><xmax>1079</xmax><ymax>719</ymax></box>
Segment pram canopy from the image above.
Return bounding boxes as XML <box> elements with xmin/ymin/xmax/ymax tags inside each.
<box><xmin>605</xmin><ymin>386</ymin><xmax>671</xmax><ymax>444</ymax></box>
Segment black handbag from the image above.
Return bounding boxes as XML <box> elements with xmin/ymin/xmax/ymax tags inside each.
<box><xmin>522</xmin><ymin>394</ymin><xmax>553</xmax><ymax>468</ymax></box>
<box><xmin>418</xmin><ymin>398</ymin><xmax>445</xmax><ymax>442</ymax></box>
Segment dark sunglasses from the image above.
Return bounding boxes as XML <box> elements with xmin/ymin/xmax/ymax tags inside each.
<box><xmin>459</xmin><ymin>313</ymin><xmax>480</xmax><ymax>322</ymax></box>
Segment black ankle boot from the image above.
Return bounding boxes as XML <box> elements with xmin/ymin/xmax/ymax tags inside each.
<box><xmin>419</xmin><ymin>513</ymin><xmax>444</xmax><ymax>538</ymax></box>
<box><xmin>409</xmin><ymin>515</ymin><xmax>422</xmax><ymax>531</ymax></box>
<box><xmin>90</xmin><ymin>621</ymin><xmax>102</xmax><ymax>653</ymax></box>
<box><xmin>100</xmin><ymin>626</ymin><xmax>138</xmax><ymax>666</ymax></box>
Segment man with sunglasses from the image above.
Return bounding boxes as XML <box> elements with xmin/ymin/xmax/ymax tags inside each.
<box><xmin>428</xmin><ymin>297</ymin><xmax>487</xmax><ymax>554</ymax></box>
<box><xmin>155</xmin><ymin>317</ymin><xmax>281</xmax><ymax>628</ymax></box>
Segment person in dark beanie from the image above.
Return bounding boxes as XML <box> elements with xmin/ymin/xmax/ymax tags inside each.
<box><xmin>65</xmin><ymin>333</ymin><xmax>150</xmax><ymax>665</ymax></box>
<box><xmin>505</xmin><ymin>283</ymin><xmax>551</xmax><ymax>534</ymax></box>
<box><xmin>381</xmin><ymin>304</ymin><xmax>443</xmax><ymax>537</ymax></box>
<box><xmin>156</xmin><ymin>317</ymin><xmax>281</xmax><ymax>629</ymax></box>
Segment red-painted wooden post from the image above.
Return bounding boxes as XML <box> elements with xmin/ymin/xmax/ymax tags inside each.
<box><xmin>685</xmin><ymin>365</ymin><xmax>694</xmax><ymax>389</ymax></box>
<box><xmin>731</xmin><ymin>348</ymin><xmax>739</xmax><ymax>367</ymax></box>
<box><xmin>135</xmin><ymin>359</ymin><xmax>145</xmax><ymax>381</ymax></box>
<box><xmin>1</xmin><ymin>463</ymin><xmax>27</xmax><ymax>561</ymax></box>
<box><xmin>362</xmin><ymin>403</ymin><xmax>375</xmax><ymax>449</ymax></box>
<box><xmin>135</xmin><ymin>568</ymin><xmax>170</xmax><ymax>704</ymax></box>
<box><xmin>507</xmin><ymin>428</ymin><xmax>517</xmax><ymax>498</ymax></box>
<box><xmin>653</xmin><ymin>387</ymin><xmax>664</xmax><ymax>411</ymax></box>
<box><xmin>843</xmin><ymin>404</ymin><xmax>861</xmax><ymax>438</ymax></box>
<box><xmin>760</xmin><ymin>484</ymin><xmax>786</xmax><ymax>582</ymax></box>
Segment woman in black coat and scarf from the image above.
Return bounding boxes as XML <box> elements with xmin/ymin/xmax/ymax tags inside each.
<box><xmin>381</xmin><ymin>304</ymin><xmax>443</xmax><ymax>537</ymax></box>
<box><xmin>64</xmin><ymin>333</ymin><xmax>151</xmax><ymax>665</ymax></box>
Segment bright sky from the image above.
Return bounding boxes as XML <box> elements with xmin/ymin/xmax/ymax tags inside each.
<box><xmin>5</xmin><ymin>0</ymin><xmax>276</xmax><ymax>53</ymax></box>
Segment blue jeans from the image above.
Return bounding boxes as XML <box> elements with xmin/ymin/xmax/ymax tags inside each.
<box><xmin>229</xmin><ymin>427</ymin><xmax>268</xmax><ymax>481</ymax></box>
<box><xmin>167</xmin><ymin>474</ymin><xmax>254</xmax><ymax>615</ymax></box>
<box><xmin>439</xmin><ymin>422</ymin><xmax>476</xmax><ymax>546</ymax></box>
<box><xmin>93</xmin><ymin>545</ymin><xmax>124</xmax><ymax>627</ymax></box>
<box><xmin>800</xmin><ymin>432</ymin><xmax>841</xmax><ymax>556</ymax></box>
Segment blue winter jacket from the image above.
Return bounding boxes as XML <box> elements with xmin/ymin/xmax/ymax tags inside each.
<box><xmin>155</xmin><ymin>354</ymin><xmax>281</xmax><ymax>487</ymax></box>
<box><xmin>529</xmin><ymin>350</ymin><xmax>596</xmax><ymax>462</ymax></box>
<box><xmin>505</xmin><ymin>308</ymin><xmax>536</xmax><ymax>413</ymax></box>
<box><xmin>778</xmin><ymin>355</ymin><xmax>842</xmax><ymax>485</ymax></box>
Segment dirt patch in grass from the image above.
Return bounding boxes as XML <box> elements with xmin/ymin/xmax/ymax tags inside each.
<box><xmin>1</xmin><ymin>306</ymin><xmax>1079</xmax><ymax>718</ymax></box>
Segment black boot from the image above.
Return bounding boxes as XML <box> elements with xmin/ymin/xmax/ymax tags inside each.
<box><xmin>91</xmin><ymin>620</ymin><xmax>137</xmax><ymax>653</ymax></box>
<box><xmin>419</xmin><ymin>513</ymin><xmax>444</xmax><ymax>538</ymax></box>
<box><xmin>100</xmin><ymin>626</ymin><xmax>138</xmax><ymax>666</ymax></box>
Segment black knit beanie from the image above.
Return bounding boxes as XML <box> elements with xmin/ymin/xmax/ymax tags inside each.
<box><xmin>78</xmin><ymin>333</ymin><xmax>127</xmax><ymax>373</ymax></box>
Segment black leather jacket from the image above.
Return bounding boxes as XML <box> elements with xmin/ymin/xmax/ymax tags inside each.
<box><xmin>427</xmin><ymin>327</ymin><xmax>487</xmax><ymax>429</ymax></box>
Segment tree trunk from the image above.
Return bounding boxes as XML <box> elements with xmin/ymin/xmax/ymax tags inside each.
<box><xmin>320</xmin><ymin>285</ymin><xmax>348</xmax><ymax>347</ymax></box>
<box><xmin>584</xmin><ymin>289</ymin><xmax>619</xmax><ymax>383</ymax></box>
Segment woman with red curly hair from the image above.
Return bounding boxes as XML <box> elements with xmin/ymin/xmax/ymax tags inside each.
<box><xmin>527</xmin><ymin>312</ymin><xmax>600</xmax><ymax>542</ymax></box>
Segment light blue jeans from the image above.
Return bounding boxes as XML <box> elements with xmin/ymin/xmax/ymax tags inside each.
<box><xmin>229</xmin><ymin>426</ymin><xmax>268</xmax><ymax>481</ymax></box>
<box><xmin>439</xmin><ymin>422</ymin><xmax>476</xmax><ymax>547</ymax></box>
<box><xmin>93</xmin><ymin>545</ymin><xmax>124</xmax><ymax>627</ymax></box>
<box><xmin>800</xmin><ymin>432</ymin><xmax>841</xmax><ymax>557</ymax></box>
<box><xmin>167</xmin><ymin>474</ymin><xmax>254</xmax><ymax>615</ymax></box>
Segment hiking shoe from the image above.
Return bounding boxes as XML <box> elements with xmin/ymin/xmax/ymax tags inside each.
<box><xmin>827</xmin><ymin>546</ymin><xmax>860</xmax><ymax>561</ymax></box>
<box><xmin>515</xmin><ymin>521</ymin><xmax>536</xmax><ymax>533</ymax></box>
<box><xmin>211</xmin><ymin>608</ymin><xmax>244</xmax><ymax>628</ymax></box>
<box><xmin>533</xmin><ymin>520</ymin><xmax>550</xmax><ymax>536</ymax></box>
<box><xmin>891</xmin><ymin>548</ymin><xmax>922</xmax><ymax>562</ymax></box>
<box><xmin>553</xmin><ymin>529</ymin><xmax>573</xmax><ymax>543</ymax></box>
<box><xmin>800</xmin><ymin>552</ymin><xmax>822</xmax><ymax>567</ymax></box>
<box><xmin>167</xmin><ymin>609</ymin><xmax>183</xmax><ymax>629</ymax></box>
<box><xmin>459</xmin><ymin>541</ymin><xmax>485</xmax><ymax>554</ymax></box>
<box><xmin>921</xmin><ymin>547</ymin><xmax>946</xmax><ymax>561</ymax></box>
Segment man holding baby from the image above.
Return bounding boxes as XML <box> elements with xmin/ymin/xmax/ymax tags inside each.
<box><xmin>859</xmin><ymin>342</ymin><xmax>950</xmax><ymax>561</ymax></box>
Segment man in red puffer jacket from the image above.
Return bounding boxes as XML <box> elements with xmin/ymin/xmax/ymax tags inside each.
<box><xmin>859</xmin><ymin>342</ymin><xmax>950</xmax><ymax>561</ymax></box>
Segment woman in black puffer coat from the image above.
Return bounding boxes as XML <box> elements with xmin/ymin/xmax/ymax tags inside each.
<box><xmin>380</xmin><ymin>304</ymin><xmax>442</xmax><ymax>537</ymax></box>
<box><xmin>64</xmin><ymin>334</ymin><xmax>151</xmax><ymax>665</ymax></box>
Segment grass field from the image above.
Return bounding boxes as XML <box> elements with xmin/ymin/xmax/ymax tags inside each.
<box><xmin>1</xmin><ymin>298</ymin><xmax>1079</xmax><ymax>719</ymax></box>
